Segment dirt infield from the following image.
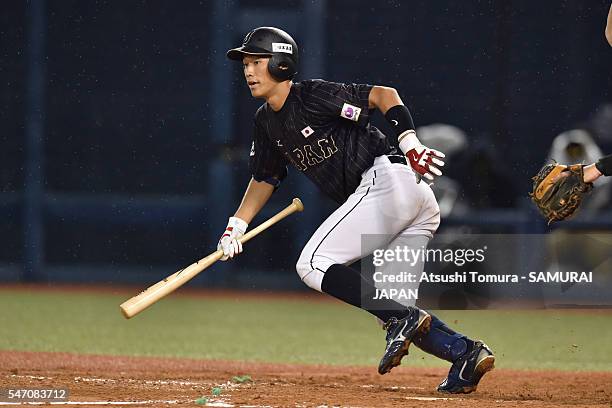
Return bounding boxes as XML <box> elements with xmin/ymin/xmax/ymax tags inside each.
<box><xmin>1</xmin><ymin>351</ymin><xmax>611</xmax><ymax>407</ymax></box>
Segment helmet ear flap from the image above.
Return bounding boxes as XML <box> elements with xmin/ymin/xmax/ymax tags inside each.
<box><xmin>268</xmin><ymin>54</ymin><xmax>297</xmax><ymax>81</ymax></box>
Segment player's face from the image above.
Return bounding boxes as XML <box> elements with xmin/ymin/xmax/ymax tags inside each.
<box><xmin>242</xmin><ymin>55</ymin><xmax>276</xmax><ymax>99</ymax></box>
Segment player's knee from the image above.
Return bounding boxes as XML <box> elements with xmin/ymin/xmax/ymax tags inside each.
<box><xmin>295</xmin><ymin>257</ymin><xmax>309</xmax><ymax>281</ymax></box>
<box><xmin>295</xmin><ymin>258</ymin><xmax>320</xmax><ymax>292</ymax></box>
<box><xmin>295</xmin><ymin>253</ymin><xmax>332</xmax><ymax>292</ymax></box>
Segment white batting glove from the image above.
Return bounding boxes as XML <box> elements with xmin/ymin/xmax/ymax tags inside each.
<box><xmin>398</xmin><ymin>130</ymin><xmax>446</xmax><ymax>182</ymax></box>
<box><xmin>217</xmin><ymin>217</ymin><xmax>248</xmax><ymax>261</ymax></box>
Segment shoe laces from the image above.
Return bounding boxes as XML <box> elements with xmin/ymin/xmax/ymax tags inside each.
<box><xmin>382</xmin><ymin>317</ymin><xmax>401</xmax><ymax>344</ymax></box>
<box><xmin>382</xmin><ymin>317</ymin><xmax>399</xmax><ymax>331</ymax></box>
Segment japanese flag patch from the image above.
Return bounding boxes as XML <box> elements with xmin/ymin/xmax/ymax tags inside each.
<box><xmin>301</xmin><ymin>126</ymin><xmax>314</xmax><ymax>138</ymax></box>
<box><xmin>341</xmin><ymin>103</ymin><xmax>361</xmax><ymax>122</ymax></box>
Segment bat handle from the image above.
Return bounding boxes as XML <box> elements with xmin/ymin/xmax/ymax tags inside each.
<box><xmin>238</xmin><ymin>198</ymin><xmax>304</xmax><ymax>246</ymax></box>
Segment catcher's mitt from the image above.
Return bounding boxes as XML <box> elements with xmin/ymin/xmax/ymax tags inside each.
<box><xmin>530</xmin><ymin>163</ymin><xmax>593</xmax><ymax>224</ymax></box>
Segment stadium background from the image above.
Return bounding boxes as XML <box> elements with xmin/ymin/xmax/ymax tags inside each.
<box><xmin>2</xmin><ymin>0</ymin><xmax>612</xmax><ymax>292</ymax></box>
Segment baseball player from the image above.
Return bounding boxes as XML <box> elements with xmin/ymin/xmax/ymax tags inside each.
<box><xmin>218</xmin><ymin>27</ymin><xmax>495</xmax><ymax>394</ymax></box>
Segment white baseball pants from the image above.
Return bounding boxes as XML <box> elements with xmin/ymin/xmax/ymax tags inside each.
<box><xmin>296</xmin><ymin>155</ymin><xmax>441</xmax><ymax>293</ymax></box>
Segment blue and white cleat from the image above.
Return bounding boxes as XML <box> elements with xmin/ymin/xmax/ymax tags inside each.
<box><xmin>437</xmin><ymin>340</ymin><xmax>495</xmax><ymax>394</ymax></box>
<box><xmin>377</xmin><ymin>307</ymin><xmax>431</xmax><ymax>375</ymax></box>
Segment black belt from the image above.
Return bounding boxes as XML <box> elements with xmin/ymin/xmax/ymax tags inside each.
<box><xmin>386</xmin><ymin>154</ymin><xmax>407</xmax><ymax>165</ymax></box>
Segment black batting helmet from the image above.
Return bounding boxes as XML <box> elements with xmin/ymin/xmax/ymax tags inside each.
<box><xmin>227</xmin><ymin>27</ymin><xmax>299</xmax><ymax>81</ymax></box>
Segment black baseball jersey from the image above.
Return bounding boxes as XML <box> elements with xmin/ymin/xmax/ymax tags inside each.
<box><xmin>249</xmin><ymin>79</ymin><xmax>392</xmax><ymax>204</ymax></box>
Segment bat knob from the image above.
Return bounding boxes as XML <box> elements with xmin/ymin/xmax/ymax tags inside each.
<box><xmin>292</xmin><ymin>198</ymin><xmax>304</xmax><ymax>212</ymax></box>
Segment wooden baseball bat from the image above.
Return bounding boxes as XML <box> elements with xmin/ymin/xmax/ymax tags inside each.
<box><xmin>120</xmin><ymin>198</ymin><xmax>304</xmax><ymax>319</ymax></box>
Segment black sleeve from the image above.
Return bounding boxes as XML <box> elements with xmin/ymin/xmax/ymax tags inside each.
<box><xmin>302</xmin><ymin>79</ymin><xmax>373</xmax><ymax>127</ymax></box>
<box><xmin>249</xmin><ymin>118</ymin><xmax>288</xmax><ymax>187</ymax></box>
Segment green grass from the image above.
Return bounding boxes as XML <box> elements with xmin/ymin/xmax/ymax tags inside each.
<box><xmin>1</xmin><ymin>290</ymin><xmax>611</xmax><ymax>371</ymax></box>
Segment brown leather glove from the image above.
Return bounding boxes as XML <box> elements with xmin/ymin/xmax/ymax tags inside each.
<box><xmin>530</xmin><ymin>163</ymin><xmax>593</xmax><ymax>224</ymax></box>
